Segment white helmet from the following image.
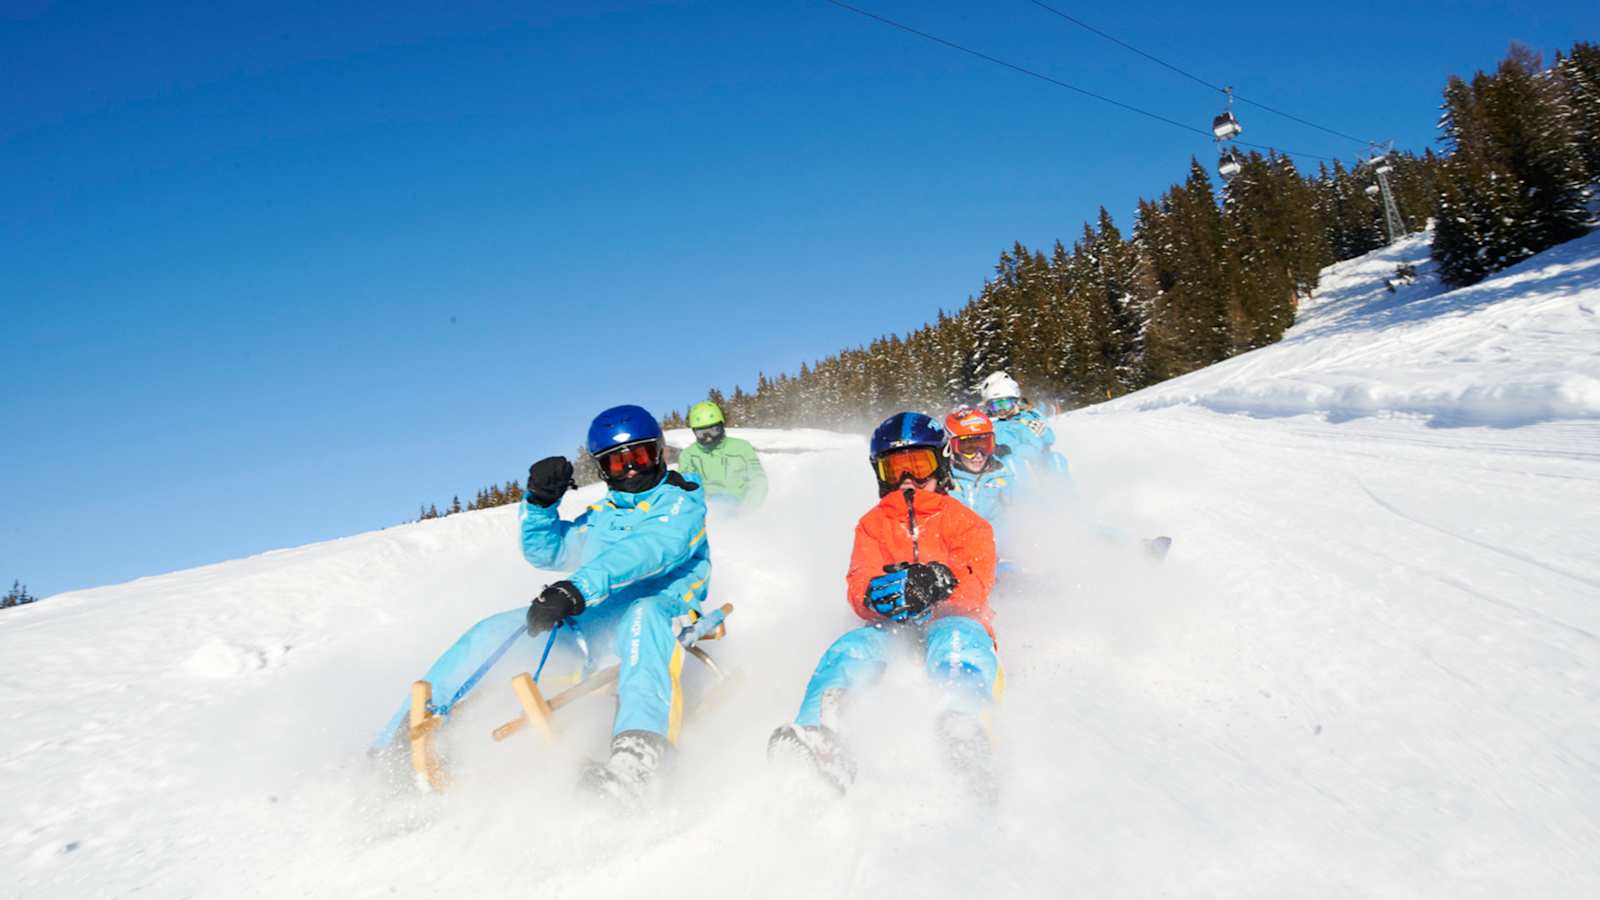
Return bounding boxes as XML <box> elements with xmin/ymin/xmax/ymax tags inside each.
<box><xmin>978</xmin><ymin>371</ymin><xmax>1022</xmax><ymax>402</ymax></box>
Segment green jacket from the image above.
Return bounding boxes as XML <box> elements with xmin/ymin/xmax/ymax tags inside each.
<box><xmin>676</xmin><ymin>435</ymin><xmax>768</xmax><ymax>507</ymax></box>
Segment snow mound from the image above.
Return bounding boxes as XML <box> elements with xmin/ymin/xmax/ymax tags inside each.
<box><xmin>182</xmin><ymin>639</ymin><xmax>293</xmax><ymax>679</ymax></box>
<box><xmin>1104</xmin><ymin>229</ymin><xmax>1600</xmax><ymax>427</ymax></box>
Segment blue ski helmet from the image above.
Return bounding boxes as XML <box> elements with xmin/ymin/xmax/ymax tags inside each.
<box><xmin>586</xmin><ymin>404</ymin><xmax>666</xmax><ymax>493</ymax></box>
<box><xmin>586</xmin><ymin>404</ymin><xmax>663</xmax><ymax>456</ymax></box>
<box><xmin>868</xmin><ymin>411</ymin><xmax>950</xmax><ymax>495</ymax></box>
<box><xmin>869</xmin><ymin>411</ymin><xmax>945</xmax><ymax>457</ymax></box>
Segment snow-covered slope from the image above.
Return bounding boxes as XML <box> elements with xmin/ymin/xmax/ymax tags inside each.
<box><xmin>6</xmin><ymin>232</ymin><xmax>1599</xmax><ymax>899</ymax></box>
<box><xmin>1106</xmin><ymin>229</ymin><xmax>1600</xmax><ymax>426</ymax></box>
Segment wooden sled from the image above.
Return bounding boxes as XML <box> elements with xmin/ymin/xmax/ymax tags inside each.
<box><xmin>406</xmin><ymin>602</ymin><xmax>734</xmax><ymax>792</ymax></box>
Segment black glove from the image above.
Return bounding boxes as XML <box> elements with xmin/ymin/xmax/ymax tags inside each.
<box><xmin>526</xmin><ymin>456</ymin><xmax>576</xmax><ymax>508</ymax></box>
<box><xmin>526</xmin><ymin>580</ymin><xmax>585</xmax><ymax>634</ymax></box>
<box><xmin>903</xmin><ymin>561</ymin><xmax>958</xmax><ymax>611</ymax></box>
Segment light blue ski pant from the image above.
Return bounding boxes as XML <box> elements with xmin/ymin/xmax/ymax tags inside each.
<box><xmin>375</xmin><ymin>591</ymin><xmax>697</xmax><ymax>751</ymax></box>
<box><xmin>793</xmin><ymin>615</ymin><xmax>1002</xmax><ymax>727</ymax></box>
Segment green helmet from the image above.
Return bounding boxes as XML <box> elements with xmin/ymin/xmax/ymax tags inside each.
<box><xmin>688</xmin><ymin>401</ymin><xmax>725</xmax><ymax>429</ymax></box>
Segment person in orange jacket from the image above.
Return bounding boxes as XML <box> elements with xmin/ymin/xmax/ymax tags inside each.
<box><xmin>768</xmin><ymin>411</ymin><xmax>1002</xmax><ymax>796</ymax></box>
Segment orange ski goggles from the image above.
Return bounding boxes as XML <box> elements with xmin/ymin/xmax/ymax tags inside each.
<box><xmin>873</xmin><ymin>446</ymin><xmax>941</xmax><ymax>484</ymax></box>
<box><xmin>598</xmin><ymin>441</ymin><xmax>660</xmax><ymax>478</ymax></box>
<box><xmin>950</xmin><ymin>433</ymin><xmax>995</xmax><ymax>459</ymax></box>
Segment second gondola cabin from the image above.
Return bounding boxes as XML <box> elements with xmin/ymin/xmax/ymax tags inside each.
<box><xmin>1218</xmin><ymin>148</ymin><xmax>1243</xmax><ymax>179</ymax></box>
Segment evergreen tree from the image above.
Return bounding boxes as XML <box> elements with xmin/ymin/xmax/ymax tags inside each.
<box><xmin>1555</xmin><ymin>43</ymin><xmax>1600</xmax><ymax>179</ymax></box>
<box><xmin>1433</xmin><ymin>46</ymin><xmax>1591</xmax><ymax>287</ymax></box>
<box><xmin>1482</xmin><ymin>46</ymin><xmax>1590</xmax><ymax>251</ymax></box>
<box><xmin>2</xmin><ymin>580</ymin><xmax>39</xmax><ymax>609</ymax></box>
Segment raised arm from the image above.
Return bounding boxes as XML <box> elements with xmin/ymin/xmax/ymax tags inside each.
<box><xmin>519</xmin><ymin>497</ymin><xmax>592</xmax><ymax>570</ymax></box>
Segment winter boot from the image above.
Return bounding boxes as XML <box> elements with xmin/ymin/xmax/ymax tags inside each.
<box><xmin>767</xmin><ymin>723</ymin><xmax>857</xmax><ymax>795</ymax></box>
<box><xmin>580</xmin><ymin>730</ymin><xmax>667</xmax><ymax>803</ymax></box>
<box><xmin>936</xmin><ymin>710</ymin><xmax>998</xmax><ymax>807</ymax></box>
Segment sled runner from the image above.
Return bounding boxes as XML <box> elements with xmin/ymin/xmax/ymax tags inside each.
<box><xmin>405</xmin><ymin>602</ymin><xmax>734</xmax><ymax>792</ymax></box>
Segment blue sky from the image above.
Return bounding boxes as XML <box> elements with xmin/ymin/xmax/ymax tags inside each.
<box><xmin>4</xmin><ymin>0</ymin><xmax>1594</xmax><ymax>597</ymax></box>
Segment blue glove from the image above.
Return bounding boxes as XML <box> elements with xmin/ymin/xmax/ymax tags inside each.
<box><xmin>867</xmin><ymin>568</ymin><xmax>911</xmax><ymax>620</ymax></box>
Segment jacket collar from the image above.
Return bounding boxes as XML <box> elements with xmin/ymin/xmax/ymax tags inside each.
<box><xmin>604</xmin><ymin>471</ymin><xmax>669</xmax><ymax>509</ymax></box>
<box><xmin>876</xmin><ymin>486</ymin><xmax>951</xmax><ymax>517</ymax></box>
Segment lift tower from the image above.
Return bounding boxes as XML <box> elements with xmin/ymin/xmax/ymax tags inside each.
<box><xmin>1363</xmin><ymin>142</ymin><xmax>1405</xmax><ymax>245</ymax></box>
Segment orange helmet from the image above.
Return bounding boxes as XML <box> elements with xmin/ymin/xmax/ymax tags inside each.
<box><xmin>944</xmin><ymin>406</ymin><xmax>993</xmax><ymax>438</ymax></box>
<box><xmin>944</xmin><ymin>406</ymin><xmax>997</xmax><ymax>468</ymax></box>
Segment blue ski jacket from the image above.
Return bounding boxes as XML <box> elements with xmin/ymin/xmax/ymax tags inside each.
<box><xmin>992</xmin><ymin>410</ymin><xmax>1055</xmax><ymax>460</ymax></box>
<box><xmin>994</xmin><ymin>410</ymin><xmax>1070</xmax><ymax>481</ymax></box>
<box><xmin>520</xmin><ymin>470</ymin><xmax>711</xmax><ymax>609</ymax></box>
<box><xmin>949</xmin><ymin>455</ymin><xmax>1020</xmax><ymax>527</ymax></box>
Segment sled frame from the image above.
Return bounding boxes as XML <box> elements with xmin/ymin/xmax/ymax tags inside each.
<box><xmin>405</xmin><ymin>603</ymin><xmax>733</xmax><ymax>790</ymax></box>
<box><xmin>491</xmin><ymin>601</ymin><xmax>734</xmax><ymax>744</ymax></box>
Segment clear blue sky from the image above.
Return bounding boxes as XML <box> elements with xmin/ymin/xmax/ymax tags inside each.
<box><xmin>4</xmin><ymin>0</ymin><xmax>1593</xmax><ymax>597</ymax></box>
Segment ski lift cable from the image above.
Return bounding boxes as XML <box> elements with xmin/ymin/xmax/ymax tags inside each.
<box><xmin>1024</xmin><ymin>0</ymin><xmax>1376</xmax><ymax>147</ymax></box>
<box><xmin>822</xmin><ymin>0</ymin><xmax>1336</xmax><ymax>162</ymax></box>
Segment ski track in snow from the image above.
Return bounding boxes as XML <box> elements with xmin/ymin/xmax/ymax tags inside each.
<box><xmin>5</xmin><ymin>231</ymin><xmax>1600</xmax><ymax>898</ymax></box>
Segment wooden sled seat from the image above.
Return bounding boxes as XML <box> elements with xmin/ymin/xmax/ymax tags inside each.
<box><xmin>406</xmin><ymin>602</ymin><xmax>734</xmax><ymax>792</ymax></box>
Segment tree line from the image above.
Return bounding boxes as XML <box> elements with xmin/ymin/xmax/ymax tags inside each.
<box><xmin>3</xmin><ymin>580</ymin><xmax>40</xmax><ymax>611</ymax></box>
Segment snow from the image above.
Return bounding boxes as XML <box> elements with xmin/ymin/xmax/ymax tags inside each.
<box><xmin>5</xmin><ymin>230</ymin><xmax>1600</xmax><ymax>898</ymax></box>
<box><xmin>1106</xmin><ymin>229</ymin><xmax>1600</xmax><ymax>427</ymax></box>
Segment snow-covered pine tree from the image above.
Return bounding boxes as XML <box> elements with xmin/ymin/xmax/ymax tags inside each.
<box><xmin>1481</xmin><ymin>45</ymin><xmax>1590</xmax><ymax>253</ymax></box>
<box><xmin>1124</xmin><ymin>201</ymin><xmax>1165</xmax><ymax>388</ymax></box>
<box><xmin>1150</xmin><ymin>160</ymin><xmax>1233</xmax><ymax>371</ymax></box>
<box><xmin>967</xmin><ymin>279</ymin><xmax>1010</xmax><ymax>395</ymax></box>
<box><xmin>1555</xmin><ymin>42</ymin><xmax>1600</xmax><ymax>180</ymax></box>
<box><xmin>1090</xmin><ymin>207</ymin><xmax>1145</xmax><ymax>397</ymax></box>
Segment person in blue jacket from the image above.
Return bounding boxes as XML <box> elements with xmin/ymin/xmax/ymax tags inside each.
<box><xmin>375</xmin><ymin>404</ymin><xmax>710</xmax><ymax>801</ymax></box>
<box><xmin>943</xmin><ymin>405</ymin><xmax>1021</xmax><ymax>549</ymax></box>
<box><xmin>978</xmin><ymin>371</ymin><xmax>1069</xmax><ymax>480</ymax></box>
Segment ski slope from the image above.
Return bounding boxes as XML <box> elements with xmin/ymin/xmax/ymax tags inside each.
<box><xmin>5</xmin><ymin>230</ymin><xmax>1599</xmax><ymax>899</ymax></box>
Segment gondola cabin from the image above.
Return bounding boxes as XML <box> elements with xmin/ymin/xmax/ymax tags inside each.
<box><xmin>1212</xmin><ymin>111</ymin><xmax>1243</xmax><ymax>141</ymax></box>
<box><xmin>1218</xmin><ymin>148</ymin><xmax>1243</xmax><ymax>179</ymax></box>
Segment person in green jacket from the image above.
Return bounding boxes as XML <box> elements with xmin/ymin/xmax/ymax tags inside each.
<box><xmin>676</xmin><ymin>401</ymin><xmax>768</xmax><ymax>510</ymax></box>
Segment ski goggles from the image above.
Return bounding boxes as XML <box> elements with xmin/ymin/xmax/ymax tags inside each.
<box><xmin>597</xmin><ymin>440</ymin><xmax>660</xmax><ymax>478</ymax></box>
<box><xmin>950</xmin><ymin>433</ymin><xmax>995</xmax><ymax>459</ymax></box>
<box><xmin>692</xmin><ymin>423</ymin><xmax>725</xmax><ymax>445</ymax></box>
<box><xmin>984</xmin><ymin>397</ymin><xmax>1022</xmax><ymax>417</ymax></box>
<box><xmin>873</xmin><ymin>446</ymin><xmax>941</xmax><ymax>484</ymax></box>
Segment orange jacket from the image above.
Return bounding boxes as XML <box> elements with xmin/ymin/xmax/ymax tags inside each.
<box><xmin>846</xmin><ymin>488</ymin><xmax>997</xmax><ymax>629</ymax></box>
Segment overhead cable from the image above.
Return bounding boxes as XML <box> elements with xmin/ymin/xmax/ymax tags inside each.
<box><xmin>821</xmin><ymin>0</ymin><xmax>1336</xmax><ymax>162</ymax></box>
<box><xmin>1025</xmin><ymin>0</ymin><xmax>1375</xmax><ymax>147</ymax></box>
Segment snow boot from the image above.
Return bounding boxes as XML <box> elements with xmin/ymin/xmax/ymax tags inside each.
<box><xmin>579</xmin><ymin>730</ymin><xmax>667</xmax><ymax>803</ymax></box>
<box><xmin>767</xmin><ymin>723</ymin><xmax>856</xmax><ymax>795</ymax></box>
<box><xmin>936</xmin><ymin>710</ymin><xmax>998</xmax><ymax>807</ymax></box>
